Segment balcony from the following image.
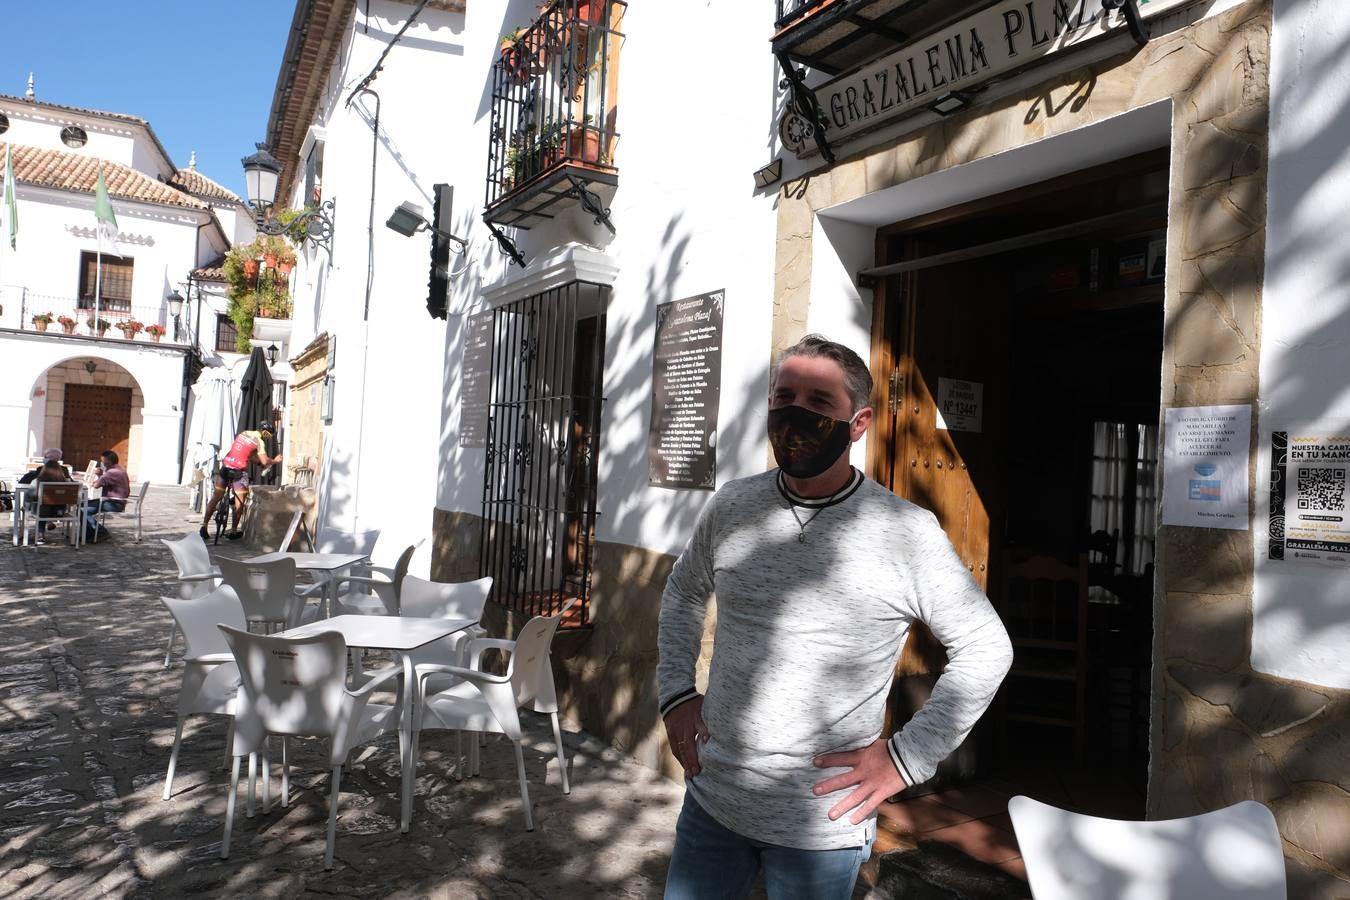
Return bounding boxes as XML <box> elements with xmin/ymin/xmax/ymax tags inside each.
<box><xmin>484</xmin><ymin>0</ymin><xmax>625</xmax><ymax>232</ymax></box>
<box><xmin>0</xmin><ymin>285</ymin><xmax>193</xmax><ymax>347</ymax></box>
<box><xmin>773</xmin><ymin>1</ymin><xmax>977</xmax><ymax>76</ymax></box>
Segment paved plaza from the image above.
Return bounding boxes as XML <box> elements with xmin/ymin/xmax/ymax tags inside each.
<box><xmin>0</xmin><ymin>488</ymin><xmax>686</xmax><ymax>898</ymax></box>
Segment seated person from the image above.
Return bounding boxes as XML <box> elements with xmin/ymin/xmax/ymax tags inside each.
<box><xmin>29</xmin><ymin>458</ymin><xmax>75</xmax><ymax>541</ymax></box>
<box><xmin>84</xmin><ymin>450</ymin><xmax>130</xmax><ymax>540</ymax></box>
<box><xmin>19</xmin><ymin>448</ymin><xmax>71</xmax><ymax>485</ymax></box>
<box><xmin>201</xmin><ymin>424</ymin><xmax>281</xmax><ymax>541</ymax></box>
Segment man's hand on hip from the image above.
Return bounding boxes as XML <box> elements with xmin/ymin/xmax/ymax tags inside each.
<box><xmin>663</xmin><ymin>697</ymin><xmax>710</xmax><ymax>777</ymax></box>
<box><xmin>812</xmin><ymin>738</ymin><xmax>908</xmax><ymax>825</ymax></box>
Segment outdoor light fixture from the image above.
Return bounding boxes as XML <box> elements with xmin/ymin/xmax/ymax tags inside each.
<box><xmin>753</xmin><ymin>159</ymin><xmax>783</xmax><ymax>190</ymax></box>
<box><xmin>84</xmin><ymin>360</ymin><xmax>96</xmax><ymax>374</ymax></box>
<box><xmin>266</xmin><ymin>343</ymin><xmax>279</xmax><ymax>365</ymax></box>
<box><xmin>167</xmin><ymin>290</ymin><xmax>184</xmax><ymax>342</ymax></box>
<box><xmin>928</xmin><ymin>91</ymin><xmax>972</xmax><ymax>117</ymax></box>
<box><xmin>385</xmin><ymin>200</ymin><xmax>468</xmax><ymax>249</ymax></box>
<box><xmin>241</xmin><ymin>142</ymin><xmax>336</xmax><ymax>254</ymax></box>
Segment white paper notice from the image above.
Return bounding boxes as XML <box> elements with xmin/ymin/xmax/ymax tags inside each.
<box><xmin>1162</xmin><ymin>404</ymin><xmax>1251</xmax><ymax>530</ymax></box>
<box><xmin>936</xmin><ymin>378</ymin><xmax>983</xmax><ymax>433</ymax></box>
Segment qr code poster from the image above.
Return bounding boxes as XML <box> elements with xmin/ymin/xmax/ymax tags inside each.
<box><xmin>1162</xmin><ymin>405</ymin><xmax>1251</xmax><ymax>530</ymax></box>
<box><xmin>1267</xmin><ymin>430</ymin><xmax>1350</xmax><ymax>566</ymax></box>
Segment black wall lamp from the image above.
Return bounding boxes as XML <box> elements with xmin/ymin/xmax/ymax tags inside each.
<box><xmin>242</xmin><ymin>143</ymin><xmax>335</xmax><ymax>255</ymax></box>
<box><xmin>386</xmin><ymin>184</ymin><xmax>468</xmax><ymax>320</ymax></box>
<box><xmin>266</xmin><ymin>343</ymin><xmax>279</xmax><ymax>365</ymax></box>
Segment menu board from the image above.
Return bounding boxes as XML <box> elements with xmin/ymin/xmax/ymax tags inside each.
<box><xmin>459</xmin><ymin>310</ymin><xmax>493</xmax><ymax>448</ymax></box>
<box><xmin>648</xmin><ymin>290</ymin><xmax>724</xmax><ymax>490</ymax></box>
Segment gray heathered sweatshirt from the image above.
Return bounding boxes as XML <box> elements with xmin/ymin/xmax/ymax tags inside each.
<box><xmin>657</xmin><ymin>469</ymin><xmax>1013</xmax><ymax>850</ymax></box>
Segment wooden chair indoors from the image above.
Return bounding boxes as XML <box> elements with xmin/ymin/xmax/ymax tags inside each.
<box><xmin>1000</xmin><ymin>554</ymin><xmax>1089</xmax><ymax>764</ymax></box>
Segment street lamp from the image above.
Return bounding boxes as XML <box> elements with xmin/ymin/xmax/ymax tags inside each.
<box><xmin>241</xmin><ymin>142</ymin><xmax>335</xmax><ymax>254</ymax></box>
<box><xmin>166</xmin><ymin>290</ymin><xmax>184</xmax><ymax>342</ymax></box>
<box><xmin>266</xmin><ymin>343</ymin><xmax>279</xmax><ymax>365</ymax></box>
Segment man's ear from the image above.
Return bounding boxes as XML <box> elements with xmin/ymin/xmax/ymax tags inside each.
<box><xmin>850</xmin><ymin>407</ymin><xmax>874</xmax><ymax>441</ymax></box>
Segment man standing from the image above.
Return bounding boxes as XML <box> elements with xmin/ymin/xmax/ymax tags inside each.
<box><xmin>200</xmin><ymin>425</ymin><xmax>281</xmax><ymax>540</ymax></box>
<box><xmin>659</xmin><ymin>334</ymin><xmax>1013</xmax><ymax>898</ymax></box>
<box><xmin>85</xmin><ymin>450</ymin><xmax>130</xmax><ymax>541</ymax></box>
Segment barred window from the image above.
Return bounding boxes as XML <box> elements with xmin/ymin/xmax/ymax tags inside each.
<box><xmin>77</xmin><ymin>251</ymin><xmax>133</xmax><ymax>311</ymax></box>
<box><xmin>215</xmin><ymin>314</ymin><xmax>239</xmax><ymax>353</ymax></box>
<box><xmin>480</xmin><ymin>281</ymin><xmax>607</xmax><ymax>626</ymax></box>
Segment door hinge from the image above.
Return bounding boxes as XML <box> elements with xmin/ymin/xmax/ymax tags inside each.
<box><xmin>887</xmin><ymin>370</ymin><xmax>903</xmax><ymax>415</ymax></box>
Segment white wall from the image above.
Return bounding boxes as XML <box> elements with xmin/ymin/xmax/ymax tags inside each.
<box><xmin>414</xmin><ymin>0</ymin><xmax>782</xmax><ymax>558</ymax></box>
<box><xmin>0</xmin><ymin>185</ymin><xmax>207</xmax><ymax>327</ymax></box>
<box><xmin>1253</xmin><ymin>0</ymin><xmax>1350</xmax><ymax>689</ymax></box>
<box><xmin>284</xmin><ymin>0</ymin><xmax>466</xmax><ymax>546</ymax></box>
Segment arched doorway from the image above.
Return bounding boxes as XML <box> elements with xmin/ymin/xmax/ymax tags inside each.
<box><xmin>32</xmin><ymin>358</ymin><xmax>145</xmax><ymax>479</ymax></box>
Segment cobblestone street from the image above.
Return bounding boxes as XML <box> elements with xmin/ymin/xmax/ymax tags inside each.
<box><xmin>0</xmin><ymin>487</ymin><xmax>685</xmax><ymax>898</ymax></box>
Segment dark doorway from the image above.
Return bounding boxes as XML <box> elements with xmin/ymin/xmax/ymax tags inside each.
<box><xmin>874</xmin><ymin>150</ymin><xmax>1166</xmax><ymax>817</ymax></box>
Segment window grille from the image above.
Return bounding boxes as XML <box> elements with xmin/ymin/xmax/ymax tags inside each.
<box><xmin>215</xmin><ymin>314</ymin><xmax>239</xmax><ymax>354</ymax></box>
<box><xmin>480</xmin><ymin>281</ymin><xmax>607</xmax><ymax>626</ymax></box>
<box><xmin>77</xmin><ymin>251</ymin><xmax>134</xmax><ymax>312</ymax></box>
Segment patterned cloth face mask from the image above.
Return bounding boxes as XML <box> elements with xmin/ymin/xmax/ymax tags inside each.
<box><xmin>767</xmin><ymin>405</ymin><xmax>861</xmax><ymax>479</ymax></box>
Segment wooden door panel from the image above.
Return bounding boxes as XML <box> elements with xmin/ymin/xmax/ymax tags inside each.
<box><xmin>62</xmin><ymin>384</ymin><xmax>132</xmax><ymax>469</ymax></box>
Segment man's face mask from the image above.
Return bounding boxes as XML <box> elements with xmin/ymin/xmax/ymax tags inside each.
<box><xmin>767</xmin><ymin>405</ymin><xmax>861</xmax><ymax>479</ymax></box>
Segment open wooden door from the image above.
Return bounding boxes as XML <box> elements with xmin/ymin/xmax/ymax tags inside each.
<box><xmin>878</xmin><ymin>263</ymin><xmax>1009</xmax><ymax>786</ymax></box>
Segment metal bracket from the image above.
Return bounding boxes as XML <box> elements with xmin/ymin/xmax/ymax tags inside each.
<box><xmin>776</xmin><ymin>51</ymin><xmax>836</xmax><ymax>166</ymax></box>
<box><xmin>1102</xmin><ymin>0</ymin><xmax>1149</xmax><ymax>46</ymax></box>
<box><xmin>564</xmin><ymin>175</ymin><xmax>616</xmax><ymax>234</ymax></box>
<box><xmin>484</xmin><ymin>220</ymin><xmax>528</xmax><ymax>268</ymax></box>
<box><xmin>257</xmin><ymin>198</ymin><xmax>335</xmax><ymax>256</ymax></box>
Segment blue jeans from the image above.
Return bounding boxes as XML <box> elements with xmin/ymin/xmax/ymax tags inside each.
<box><xmin>84</xmin><ymin>498</ymin><xmax>124</xmax><ymax>536</ymax></box>
<box><xmin>664</xmin><ymin>792</ymin><xmax>873</xmax><ymax>900</ymax></box>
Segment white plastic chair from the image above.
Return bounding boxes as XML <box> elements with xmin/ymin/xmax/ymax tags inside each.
<box><xmin>1008</xmin><ymin>795</ymin><xmax>1287</xmax><ymax>900</ymax></box>
<box><xmin>217</xmin><ymin>624</ymin><xmax>404</xmax><ymax>870</ymax></box>
<box><xmin>88</xmin><ymin>481</ymin><xmax>150</xmax><ymax>542</ymax></box>
<box><xmin>160</xmin><ymin>588</ymin><xmax>246</xmax><ymax>800</ymax></box>
<box><xmin>160</xmin><ymin>533</ymin><xmax>224</xmax><ymax>666</ymax></box>
<box><xmin>410</xmin><ymin>598</ymin><xmax>575</xmax><ymax>830</ymax></box>
<box><xmin>216</xmin><ymin>556</ymin><xmax>320</xmax><ymax>633</ymax></box>
<box><xmin>400</xmin><ymin>575</ymin><xmax>493</xmax><ymax>672</ymax></box>
<box><xmin>332</xmin><ymin>542</ymin><xmax>419</xmax><ymax>617</ymax></box>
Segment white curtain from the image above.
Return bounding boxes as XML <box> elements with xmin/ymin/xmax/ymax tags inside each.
<box><xmin>1089</xmin><ymin>420</ymin><xmax>1158</xmax><ymax>578</ymax></box>
<box><xmin>1132</xmin><ymin>424</ymin><xmax>1158</xmax><ymax>575</ymax></box>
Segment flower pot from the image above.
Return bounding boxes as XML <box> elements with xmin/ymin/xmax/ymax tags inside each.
<box><xmin>61</xmin><ymin>323</ymin><xmax>76</xmax><ymax>334</ymax></box>
<box><xmin>96</xmin><ymin>327</ymin><xmax>109</xmax><ymax>338</ymax></box>
<box><xmin>34</xmin><ymin>320</ymin><xmax>48</xmax><ymax>332</ymax></box>
<box><xmin>568</xmin><ymin>128</ymin><xmax>602</xmax><ymax>164</ymax></box>
<box><xmin>243</xmin><ymin>258</ymin><xmax>259</xmax><ymax>278</ymax></box>
<box><xmin>575</xmin><ymin>0</ymin><xmax>605</xmax><ymax>26</ymax></box>
<box><xmin>151</xmin><ymin>333</ymin><xmax>163</xmax><ymax>343</ymax></box>
<box><xmin>264</xmin><ymin>252</ymin><xmax>279</xmax><ymax>268</ymax></box>
<box><xmin>278</xmin><ymin>259</ymin><xmax>295</xmax><ymax>275</ymax></box>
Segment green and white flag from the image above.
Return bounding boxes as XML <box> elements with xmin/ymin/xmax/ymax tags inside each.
<box><xmin>3</xmin><ymin>144</ymin><xmax>16</xmax><ymax>251</ymax></box>
<box><xmin>94</xmin><ymin>165</ymin><xmax>119</xmax><ymax>252</ymax></box>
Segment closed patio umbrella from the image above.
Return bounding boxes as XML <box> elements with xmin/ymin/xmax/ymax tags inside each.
<box><xmin>187</xmin><ymin>366</ymin><xmax>235</xmax><ymax>510</ymax></box>
<box><xmin>236</xmin><ymin>347</ymin><xmax>276</xmax><ymax>486</ymax></box>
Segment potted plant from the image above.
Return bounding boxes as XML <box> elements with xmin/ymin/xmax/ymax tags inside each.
<box><xmin>87</xmin><ymin>316</ymin><xmax>111</xmax><ymax>337</ymax></box>
<box><xmin>499</xmin><ymin>29</ymin><xmax>530</xmax><ymax>83</ymax></box>
<box><xmin>145</xmin><ymin>323</ymin><xmax>167</xmax><ymax>343</ymax></box>
<box><xmin>58</xmin><ymin>314</ymin><xmax>77</xmax><ymax>334</ymax></box>
<box><xmin>31</xmin><ymin>311</ymin><xmax>54</xmax><ymax>331</ymax></box>
<box><xmin>277</xmin><ymin>252</ymin><xmax>296</xmax><ymax>275</ymax></box>
<box><xmin>115</xmin><ymin>319</ymin><xmax>144</xmax><ymax>340</ymax></box>
<box><xmin>242</xmin><ymin>257</ymin><xmax>259</xmax><ymax>279</ymax></box>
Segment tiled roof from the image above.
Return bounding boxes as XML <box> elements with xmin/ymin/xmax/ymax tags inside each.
<box><xmin>1</xmin><ymin>141</ymin><xmax>208</xmax><ymax>211</ymax></box>
<box><xmin>0</xmin><ymin>94</ymin><xmax>178</xmax><ymax>175</ymax></box>
<box><xmin>167</xmin><ymin>168</ymin><xmax>244</xmax><ymax>205</ymax></box>
<box><xmin>192</xmin><ymin>253</ymin><xmax>228</xmax><ymax>282</ymax></box>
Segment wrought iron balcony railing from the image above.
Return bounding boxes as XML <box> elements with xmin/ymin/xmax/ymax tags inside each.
<box><xmin>0</xmin><ymin>285</ymin><xmax>193</xmax><ymax>345</ymax></box>
<box><xmin>484</xmin><ymin>0</ymin><xmax>625</xmax><ymax>233</ymax></box>
<box><xmin>775</xmin><ymin>0</ymin><xmax>828</xmax><ymax>30</ymax></box>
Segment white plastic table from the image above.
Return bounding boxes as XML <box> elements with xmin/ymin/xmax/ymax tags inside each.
<box><xmin>244</xmin><ymin>551</ymin><xmax>369</xmax><ymax>618</ymax></box>
<box><xmin>275</xmin><ymin>614</ymin><xmax>476</xmax><ymax>832</ymax></box>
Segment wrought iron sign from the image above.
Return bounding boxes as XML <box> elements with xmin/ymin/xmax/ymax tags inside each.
<box><xmin>779</xmin><ymin>0</ymin><xmax>1186</xmax><ymax>159</ymax></box>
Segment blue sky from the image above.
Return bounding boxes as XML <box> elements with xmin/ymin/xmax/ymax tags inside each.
<box><xmin>2</xmin><ymin>1</ymin><xmax>295</xmax><ymax>197</ymax></box>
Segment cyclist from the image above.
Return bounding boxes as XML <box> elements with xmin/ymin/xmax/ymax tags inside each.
<box><xmin>200</xmin><ymin>424</ymin><xmax>282</xmax><ymax>540</ymax></box>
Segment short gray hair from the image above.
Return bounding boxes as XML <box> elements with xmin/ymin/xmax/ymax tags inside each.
<box><xmin>773</xmin><ymin>334</ymin><xmax>873</xmax><ymax>414</ymax></box>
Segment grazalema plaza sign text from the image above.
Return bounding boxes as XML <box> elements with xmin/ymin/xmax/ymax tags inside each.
<box><xmin>781</xmin><ymin>0</ymin><xmax>1195</xmax><ymax>156</ymax></box>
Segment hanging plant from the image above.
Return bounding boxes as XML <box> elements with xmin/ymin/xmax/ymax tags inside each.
<box><xmin>224</xmin><ymin>234</ymin><xmax>296</xmax><ymax>353</ymax></box>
